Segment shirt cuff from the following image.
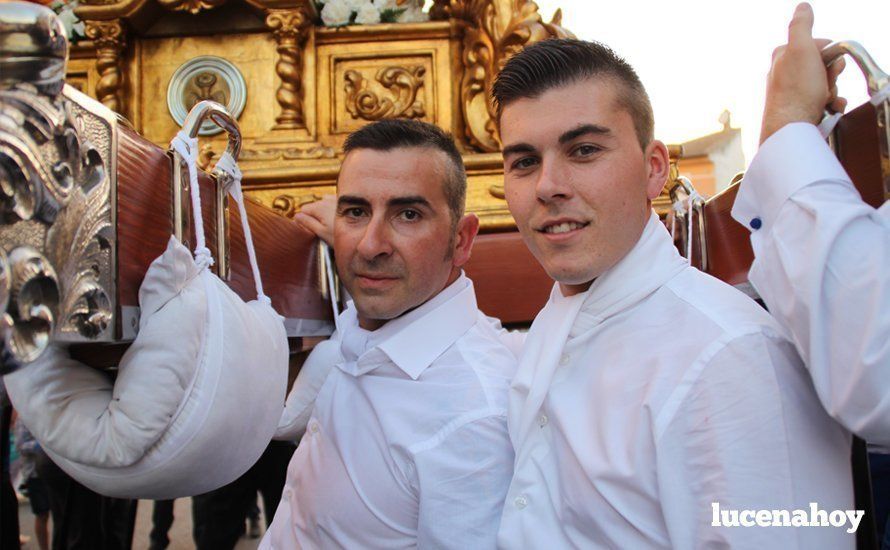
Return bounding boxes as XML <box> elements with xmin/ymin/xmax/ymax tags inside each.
<box><xmin>731</xmin><ymin>122</ymin><xmax>851</xmax><ymax>232</ymax></box>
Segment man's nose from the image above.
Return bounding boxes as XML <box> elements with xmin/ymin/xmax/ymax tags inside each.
<box><xmin>535</xmin><ymin>159</ymin><xmax>573</xmax><ymax>203</ymax></box>
<box><xmin>356</xmin><ymin>216</ymin><xmax>393</xmax><ymax>260</ymax></box>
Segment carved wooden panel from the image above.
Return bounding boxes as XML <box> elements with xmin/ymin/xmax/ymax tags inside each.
<box><xmin>315</xmin><ymin>27</ymin><xmax>453</xmax><ymax>149</ymax></box>
<box><xmin>336</xmin><ymin>58</ymin><xmax>431</xmax><ymax>133</ymax></box>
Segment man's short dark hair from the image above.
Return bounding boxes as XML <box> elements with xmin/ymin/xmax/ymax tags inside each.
<box><xmin>343</xmin><ymin>119</ymin><xmax>466</xmax><ymax>229</ymax></box>
<box><xmin>492</xmin><ymin>38</ymin><xmax>654</xmax><ymax>150</ymax></box>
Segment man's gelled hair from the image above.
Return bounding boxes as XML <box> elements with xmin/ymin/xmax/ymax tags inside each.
<box><xmin>493</xmin><ymin>38</ymin><xmax>654</xmax><ymax>150</ymax></box>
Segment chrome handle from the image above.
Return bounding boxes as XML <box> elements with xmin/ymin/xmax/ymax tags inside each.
<box><xmin>171</xmin><ymin>101</ymin><xmax>241</xmax><ymax>279</ymax></box>
<box><xmin>821</xmin><ymin>41</ymin><xmax>889</xmax><ymax>98</ymax></box>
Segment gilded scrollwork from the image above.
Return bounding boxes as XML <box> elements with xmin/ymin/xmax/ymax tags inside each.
<box><xmin>84</xmin><ymin>19</ymin><xmax>126</xmax><ymax>113</ymax></box>
<box><xmin>266</xmin><ymin>8</ymin><xmax>312</xmax><ymax>130</ymax></box>
<box><xmin>157</xmin><ymin>0</ymin><xmax>227</xmax><ymax>15</ymax></box>
<box><xmin>344</xmin><ymin>66</ymin><xmax>426</xmax><ymax>122</ymax></box>
<box><xmin>0</xmin><ymin>82</ymin><xmax>114</xmax><ymax>364</ymax></box>
<box><xmin>271</xmin><ymin>193</ymin><xmax>322</xmax><ymax>219</ymax></box>
<box><xmin>441</xmin><ymin>0</ymin><xmax>571</xmax><ymax>152</ymax></box>
<box><xmin>240</xmin><ymin>144</ymin><xmax>336</xmax><ymax>162</ymax></box>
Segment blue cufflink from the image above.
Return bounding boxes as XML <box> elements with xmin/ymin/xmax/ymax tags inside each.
<box><xmin>750</xmin><ymin>217</ymin><xmax>762</xmax><ymax>230</ymax></box>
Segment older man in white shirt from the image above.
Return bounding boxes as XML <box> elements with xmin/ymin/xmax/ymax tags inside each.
<box><xmin>492</xmin><ymin>37</ymin><xmax>855</xmax><ymax>549</ymax></box>
<box><xmin>261</xmin><ymin>119</ymin><xmax>516</xmax><ymax>548</ymax></box>
<box><xmin>731</xmin><ymin>3</ymin><xmax>889</xmax><ymax>448</ymax></box>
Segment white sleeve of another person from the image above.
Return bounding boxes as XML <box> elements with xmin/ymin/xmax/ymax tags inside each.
<box><xmin>732</xmin><ymin>122</ymin><xmax>890</xmax><ymax>448</ymax></box>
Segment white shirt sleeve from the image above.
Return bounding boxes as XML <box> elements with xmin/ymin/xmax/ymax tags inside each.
<box><xmin>275</xmin><ymin>338</ymin><xmax>341</xmax><ymax>441</ymax></box>
<box><xmin>655</xmin><ymin>332</ymin><xmax>853</xmax><ymax>549</ymax></box>
<box><xmin>484</xmin><ymin>314</ymin><xmax>527</xmax><ymax>359</ymax></box>
<box><xmin>731</xmin><ymin>122</ymin><xmax>890</xmax><ymax>447</ymax></box>
<box><xmin>412</xmin><ymin>414</ymin><xmax>514</xmax><ymax>549</ymax></box>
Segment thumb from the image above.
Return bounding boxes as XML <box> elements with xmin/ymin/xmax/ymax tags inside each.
<box><xmin>788</xmin><ymin>2</ymin><xmax>814</xmax><ymax>44</ymax></box>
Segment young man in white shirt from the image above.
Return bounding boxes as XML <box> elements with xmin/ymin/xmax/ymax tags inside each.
<box><xmin>492</xmin><ymin>38</ymin><xmax>856</xmax><ymax>548</ymax></box>
<box><xmin>261</xmin><ymin>120</ymin><xmax>516</xmax><ymax>548</ymax></box>
<box><xmin>731</xmin><ymin>3</ymin><xmax>889</xmax><ymax>448</ymax></box>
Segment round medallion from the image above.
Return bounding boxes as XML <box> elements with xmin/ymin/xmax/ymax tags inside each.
<box><xmin>166</xmin><ymin>56</ymin><xmax>247</xmax><ymax>136</ymax></box>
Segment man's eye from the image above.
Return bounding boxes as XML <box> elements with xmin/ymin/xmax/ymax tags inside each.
<box><xmin>398</xmin><ymin>209</ymin><xmax>421</xmax><ymax>221</ymax></box>
<box><xmin>342</xmin><ymin>207</ymin><xmax>365</xmax><ymax>218</ymax></box>
<box><xmin>511</xmin><ymin>157</ymin><xmax>539</xmax><ymax>171</ymax></box>
<box><xmin>572</xmin><ymin>144</ymin><xmax>601</xmax><ymax>157</ymax></box>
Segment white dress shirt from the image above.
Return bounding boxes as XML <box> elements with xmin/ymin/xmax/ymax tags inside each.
<box><xmin>261</xmin><ymin>274</ymin><xmax>516</xmax><ymax>549</ymax></box>
<box><xmin>732</xmin><ymin>122</ymin><xmax>889</xmax><ymax>449</ymax></box>
<box><xmin>497</xmin><ymin>212</ymin><xmax>854</xmax><ymax>549</ymax></box>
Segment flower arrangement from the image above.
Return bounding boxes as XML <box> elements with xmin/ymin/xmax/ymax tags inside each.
<box><xmin>317</xmin><ymin>0</ymin><xmax>430</xmax><ymax>27</ymax></box>
<box><xmin>49</xmin><ymin>0</ymin><xmax>85</xmax><ymax>43</ymax></box>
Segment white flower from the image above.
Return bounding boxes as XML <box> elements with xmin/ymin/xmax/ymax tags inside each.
<box><xmin>398</xmin><ymin>6</ymin><xmax>429</xmax><ymax>23</ymax></box>
<box><xmin>343</xmin><ymin>0</ymin><xmax>368</xmax><ymax>10</ymax></box>
<box><xmin>321</xmin><ymin>0</ymin><xmax>352</xmax><ymax>27</ymax></box>
<box><xmin>354</xmin><ymin>2</ymin><xmax>381</xmax><ymax>24</ymax></box>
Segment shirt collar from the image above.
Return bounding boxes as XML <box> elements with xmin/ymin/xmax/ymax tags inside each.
<box><xmin>337</xmin><ymin>273</ymin><xmax>478</xmax><ymax>380</ymax></box>
<box><xmin>568</xmin><ymin>210</ymin><xmax>689</xmax><ymax>335</ymax></box>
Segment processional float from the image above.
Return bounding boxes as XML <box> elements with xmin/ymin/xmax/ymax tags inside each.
<box><xmin>0</xmin><ymin>2</ymin><xmax>333</xmax><ymax>498</ymax></box>
<box><xmin>0</xmin><ymin>0</ymin><xmax>569</xmax><ymax>499</ymax></box>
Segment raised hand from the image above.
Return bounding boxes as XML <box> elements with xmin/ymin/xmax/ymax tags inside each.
<box><xmin>760</xmin><ymin>2</ymin><xmax>848</xmax><ymax>144</ymax></box>
<box><xmin>294</xmin><ymin>194</ymin><xmax>336</xmax><ymax>246</ymax></box>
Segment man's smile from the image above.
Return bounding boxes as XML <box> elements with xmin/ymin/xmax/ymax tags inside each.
<box><xmin>535</xmin><ymin>218</ymin><xmax>591</xmax><ymax>240</ymax></box>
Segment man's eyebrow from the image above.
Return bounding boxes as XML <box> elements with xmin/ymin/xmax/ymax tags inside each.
<box><xmin>502</xmin><ymin>143</ymin><xmax>537</xmax><ymax>158</ymax></box>
<box><xmin>337</xmin><ymin>195</ymin><xmax>370</xmax><ymax>208</ymax></box>
<box><xmin>387</xmin><ymin>196</ymin><xmax>432</xmax><ymax>209</ymax></box>
<box><xmin>558</xmin><ymin>124</ymin><xmax>612</xmax><ymax>145</ymax></box>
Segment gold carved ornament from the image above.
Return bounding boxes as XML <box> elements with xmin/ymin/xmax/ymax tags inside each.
<box><xmin>84</xmin><ymin>18</ymin><xmax>125</xmax><ymax>113</ymax></box>
<box><xmin>344</xmin><ymin>65</ymin><xmax>426</xmax><ymax>122</ymax></box>
<box><xmin>271</xmin><ymin>193</ymin><xmax>322</xmax><ymax>219</ymax></box>
<box><xmin>157</xmin><ymin>0</ymin><xmax>228</xmax><ymax>15</ymax></box>
<box><xmin>433</xmin><ymin>0</ymin><xmax>572</xmax><ymax>152</ymax></box>
<box><xmin>266</xmin><ymin>7</ymin><xmax>313</xmax><ymax>130</ymax></box>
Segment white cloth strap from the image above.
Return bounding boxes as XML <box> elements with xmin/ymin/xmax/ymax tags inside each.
<box><xmin>870</xmin><ymin>83</ymin><xmax>890</xmax><ymax>106</ymax></box>
<box><xmin>817</xmin><ymin>112</ymin><xmax>843</xmax><ymax>139</ymax></box>
<box><xmin>170</xmin><ymin>132</ymin><xmax>214</xmax><ymax>271</ymax></box>
<box><xmin>818</xmin><ymin>83</ymin><xmax>890</xmax><ymax>139</ymax></box>
<box><xmin>214</xmin><ymin>150</ymin><xmax>269</xmax><ymax>304</ymax></box>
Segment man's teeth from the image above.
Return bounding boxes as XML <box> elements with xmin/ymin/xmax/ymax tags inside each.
<box><xmin>544</xmin><ymin>222</ymin><xmax>584</xmax><ymax>234</ymax></box>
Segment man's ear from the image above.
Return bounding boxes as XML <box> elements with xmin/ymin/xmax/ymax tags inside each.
<box><xmin>451</xmin><ymin>213</ymin><xmax>480</xmax><ymax>268</ymax></box>
<box><xmin>644</xmin><ymin>140</ymin><xmax>670</xmax><ymax>201</ymax></box>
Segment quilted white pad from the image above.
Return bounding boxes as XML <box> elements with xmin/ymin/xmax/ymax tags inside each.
<box><xmin>5</xmin><ymin>236</ymin><xmax>287</xmax><ymax>499</ymax></box>
<box><xmin>3</xmin><ymin>132</ymin><xmax>289</xmax><ymax>499</ymax></box>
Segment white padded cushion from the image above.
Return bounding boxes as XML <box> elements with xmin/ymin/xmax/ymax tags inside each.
<box><xmin>5</xmin><ymin>237</ymin><xmax>288</xmax><ymax>499</ymax></box>
<box><xmin>274</xmin><ymin>337</ymin><xmax>341</xmax><ymax>441</ymax></box>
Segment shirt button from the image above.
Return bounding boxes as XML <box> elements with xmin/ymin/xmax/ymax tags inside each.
<box><xmin>559</xmin><ymin>354</ymin><xmax>570</xmax><ymax>366</ymax></box>
<box><xmin>539</xmin><ymin>414</ymin><xmax>549</xmax><ymax>427</ymax></box>
<box><xmin>514</xmin><ymin>495</ymin><xmax>528</xmax><ymax>509</ymax></box>
<box><xmin>749</xmin><ymin>217</ymin><xmax>762</xmax><ymax>230</ymax></box>
<box><xmin>310</xmin><ymin>422</ymin><xmax>320</xmax><ymax>434</ymax></box>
